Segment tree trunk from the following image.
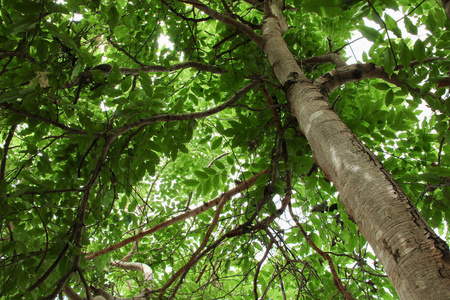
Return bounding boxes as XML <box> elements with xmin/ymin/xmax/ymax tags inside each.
<box><xmin>262</xmin><ymin>2</ymin><xmax>450</xmax><ymax>299</ymax></box>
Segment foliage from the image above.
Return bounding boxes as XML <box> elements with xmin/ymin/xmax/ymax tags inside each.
<box><xmin>0</xmin><ymin>0</ymin><xmax>449</xmax><ymax>299</ymax></box>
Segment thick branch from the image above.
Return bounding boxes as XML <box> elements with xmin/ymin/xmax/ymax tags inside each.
<box><xmin>300</xmin><ymin>53</ymin><xmax>347</xmax><ymax>68</ymax></box>
<box><xmin>315</xmin><ymin>63</ymin><xmax>444</xmax><ymax>105</ymax></box>
<box><xmin>264</xmin><ymin>0</ymin><xmax>288</xmax><ymax>35</ymax></box>
<box><xmin>85</xmin><ymin>169</ymin><xmax>268</xmax><ymax>260</ymax></box>
<box><xmin>110</xmin><ymin>260</ymin><xmax>154</xmax><ymax>283</ymax></box>
<box><xmin>63</xmin><ymin>286</ymin><xmax>83</xmax><ymax>300</ymax></box>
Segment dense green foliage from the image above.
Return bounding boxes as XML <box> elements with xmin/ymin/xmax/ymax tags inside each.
<box><xmin>0</xmin><ymin>0</ymin><xmax>449</xmax><ymax>299</ymax></box>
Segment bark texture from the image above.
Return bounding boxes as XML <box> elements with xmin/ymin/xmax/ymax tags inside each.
<box><xmin>442</xmin><ymin>0</ymin><xmax>450</xmax><ymax>19</ymax></box>
<box><xmin>261</xmin><ymin>4</ymin><xmax>450</xmax><ymax>300</ymax></box>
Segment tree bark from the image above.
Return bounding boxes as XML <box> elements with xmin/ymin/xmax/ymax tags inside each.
<box><xmin>442</xmin><ymin>0</ymin><xmax>450</xmax><ymax>19</ymax></box>
<box><xmin>261</xmin><ymin>3</ymin><xmax>450</xmax><ymax>300</ymax></box>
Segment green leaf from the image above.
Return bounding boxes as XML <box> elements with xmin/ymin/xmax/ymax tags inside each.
<box><xmin>1</xmin><ymin>2</ymin><xmax>446</xmax><ymax>298</ymax></box>
<box><xmin>385</xmin><ymin>90</ymin><xmax>394</xmax><ymax>106</ymax></box>
<box><xmin>194</xmin><ymin>170</ymin><xmax>209</xmax><ymax>179</ymax></box>
<box><xmin>371</xmin><ymin>82</ymin><xmax>391</xmax><ymax>90</ymax></box>
<box><xmin>121</xmin><ymin>75</ymin><xmax>133</xmax><ymax>92</ymax></box>
<box><xmin>383</xmin><ymin>48</ymin><xmax>395</xmax><ymax>77</ymax></box>
<box><xmin>414</xmin><ymin>39</ymin><xmax>426</xmax><ymax>64</ymax></box>
<box><xmin>9</xmin><ymin>14</ymin><xmax>38</xmax><ymax>34</ymax></box>
<box><xmin>380</xmin><ymin>0</ymin><xmax>399</xmax><ymax>10</ymax></box>
<box><xmin>359</xmin><ymin>25</ymin><xmax>381</xmax><ymax>43</ymax></box>
<box><xmin>428</xmin><ymin>167</ymin><xmax>450</xmax><ymax>177</ymax></box>
<box><xmin>108</xmin><ymin>6</ymin><xmax>119</xmax><ymax>29</ymax></box>
<box><xmin>139</xmin><ymin>71</ymin><xmax>153</xmax><ymax>95</ymax></box>
<box><xmin>184</xmin><ymin>179</ymin><xmax>199</xmax><ymax>186</ymax></box>
<box><xmin>210</xmin><ymin>136</ymin><xmax>222</xmax><ymax>150</ymax></box>
<box><xmin>404</xmin><ymin>16</ymin><xmax>418</xmax><ymax>35</ymax></box>
<box><xmin>384</xmin><ymin>14</ymin><xmax>401</xmax><ymax>38</ymax></box>
<box><xmin>398</xmin><ymin>41</ymin><xmax>412</xmax><ymax>67</ymax></box>
<box><xmin>214</xmin><ymin>160</ymin><xmax>225</xmax><ymax>169</ymax></box>
<box><xmin>425</xmin><ymin>14</ymin><xmax>437</xmax><ymax>33</ymax></box>
<box><xmin>202</xmin><ymin>178</ymin><xmax>212</xmax><ymax>195</ymax></box>
<box><xmin>302</xmin><ymin>0</ymin><xmax>344</xmax><ymax>17</ymax></box>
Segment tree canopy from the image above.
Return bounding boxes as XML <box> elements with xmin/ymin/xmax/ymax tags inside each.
<box><xmin>1</xmin><ymin>0</ymin><xmax>449</xmax><ymax>299</ymax></box>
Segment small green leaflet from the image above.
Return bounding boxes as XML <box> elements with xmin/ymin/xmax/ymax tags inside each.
<box><xmin>414</xmin><ymin>39</ymin><xmax>426</xmax><ymax>64</ymax></box>
<box><xmin>184</xmin><ymin>179</ymin><xmax>199</xmax><ymax>186</ymax></box>
<box><xmin>359</xmin><ymin>25</ymin><xmax>381</xmax><ymax>43</ymax></box>
<box><xmin>404</xmin><ymin>16</ymin><xmax>418</xmax><ymax>35</ymax></box>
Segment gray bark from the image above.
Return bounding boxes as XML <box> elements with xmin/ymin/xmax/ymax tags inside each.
<box><xmin>261</xmin><ymin>3</ymin><xmax>450</xmax><ymax>300</ymax></box>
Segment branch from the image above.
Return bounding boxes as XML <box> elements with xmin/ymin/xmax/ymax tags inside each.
<box><xmin>160</xmin><ymin>185</ymin><xmax>227</xmax><ymax>292</ymax></box>
<box><xmin>253</xmin><ymin>235</ymin><xmax>274</xmax><ymax>300</ymax></box>
<box><xmin>1</xmin><ymin>104</ymin><xmax>88</xmax><ymax>135</ymax></box>
<box><xmin>178</xmin><ymin>0</ymin><xmax>264</xmax><ymax>47</ymax></box>
<box><xmin>0</xmin><ymin>124</ymin><xmax>17</xmax><ymax>182</ymax></box>
<box><xmin>8</xmin><ymin>188</ymin><xmax>83</xmax><ymax>197</ymax></box>
<box><xmin>63</xmin><ymin>286</ymin><xmax>83</xmax><ymax>300</ymax></box>
<box><xmin>85</xmin><ymin>168</ymin><xmax>269</xmax><ymax>260</ymax></box>
<box><xmin>110</xmin><ymin>260</ymin><xmax>154</xmax><ymax>283</ymax></box>
<box><xmin>162</xmin><ymin>0</ymin><xmax>212</xmax><ymax>22</ymax></box>
<box><xmin>249</xmin><ymin>129</ymin><xmax>291</xmax><ymax>231</ymax></box>
<box><xmin>395</xmin><ymin>57</ymin><xmax>444</xmax><ymax>70</ymax></box>
<box><xmin>207</xmin><ymin>152</ymin><xmax>230</xmax><ymax>168</ymax></box>
<box><xmin>220</xmin><ymin>0</ymin><xmax>260</xmax><ymax>29</ymax></box>
<box><xmin>121</xmin><ymin>61</ymin><xmax>227</xmax><ymax>75</ymax></box>
<box><xmin>110</xmin><ymin>79</ymin><xmax>260</xmax><ymax>138</ymax></box>
<box><xmin>315</xmin><ymin>62</ymin><xmax>444</xmax><ymax>105</ymax></box>
<box><xmin>299</xmin><ymin>53</ymin><xmax>347</xmax><ymax>68</ymax></box>
<box><xmin>288</xmin><ymin>202</ymin><xmax>355</xmax><ymax>300</ymax></box>
<box><xmin>76</xmin><ymin>267</ymin><xmax>92</xmax><ymax>299</ymax></box>
<box><xmin>73</xmin><ymin>135</ymin><xmax>116</xmax><ymax>254</ymax></box>
<box><xmin>84</xmin><ymin>61</ymin><xmax>227</xmax><ymax>76</ymax></box>
<box><xmin>260</xmin><ymin>85</ymin><xmax>282</xmax><ymax>132</ymax></box>
<box><xmin>66</xmin><ymin>61</ymin><xmax>227</xmax><ymax>89</ymax></box>
<box><xmin>120</xmin><ymin>236</ymin><xmax>140</xmax><ymax>262</ymax></box>
<box><xmin>264</xmin><ymin>0</ymin><xmax>289</xmax><ymax>35</ymax></box>
<box><xmin>159</xmin><ymin>180</ymin><xmax>231</xmax><ymax>298</ymax></box>
<box><xmin>41</xmin><ymin>268</ymin><xmax>75</xmax><ymax>300</ymax></box>
<box><xmin>106</xmin><ymin>36</ymin><xmax>145</xmax><ymax>67</ymax></box>
<box><xmin>28</xmin><ymin>242</ymin><xmax>70</xmax><ymax>292</ymax></box>
<box><xmin>442</xmin><ymin>0</ymin><xmax>450</xmax><ymax>19</ymax></box>
<box><xmin>367</xmin><ymin>0</ymin><xmax>398</xmax><ymax>67</ymax></box>
<box><xmin>0</xmin><ymin>51</ymin><xmax>38</xmax><ymax>63</ymax></box>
